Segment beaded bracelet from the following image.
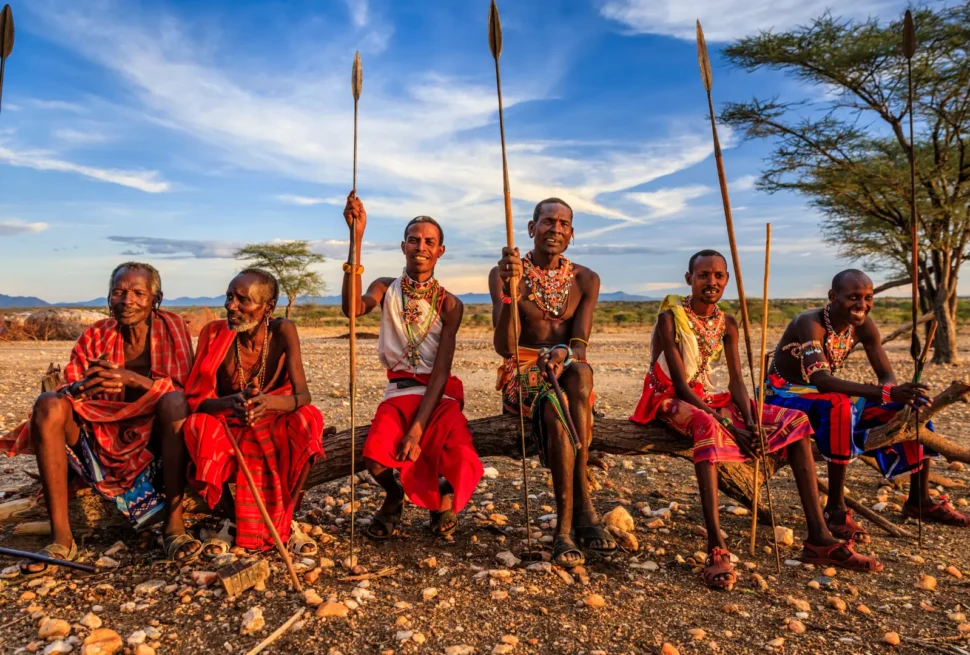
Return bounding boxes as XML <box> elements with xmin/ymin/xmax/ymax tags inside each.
<box><xmin>569</xmin><ymin>337</ymin><xmax>589</xmax><ymax>348</ymax></box>
<box><xmin>499</xmin><ymin>292</ymin><xmax>513</xmax><ymax>305</ymax></box>
<box><xmin>881</xmin><ymin>383</ymin><xmax>894</xmax><ymax>405</ymax></box>
<box><xmin>717</xmin><ymin>415</ymin><xmax>733</xmax><ymax>429</ymax></box>
<box><xmin>342</xmin><ymin>262</ymin><xmax>364</xmax><ymax>275</ymax></box>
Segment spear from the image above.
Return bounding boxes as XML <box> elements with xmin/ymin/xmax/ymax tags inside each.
<box><xmin>347</xmin><ymin>50</ymin><xmax>362</xmax><ymax>571</ymax></box>
<box><xmin>902</xmin><ymin>9</ymin><xmax>923</xmax><ymax>551</ymax></box>
<box><xmin>0</xmin><ymin>4</ymin><xmax>14</xmax><ymax>116</ymax></box>
<box><xmin>696</xmin><ymin>20</ymin><xmax>779</xmax><ymax>569</ymax></box>
<box><xmin>488</xmin><ymin>0</ymin><xmax>534</xmax><ymax>556</ymax></box>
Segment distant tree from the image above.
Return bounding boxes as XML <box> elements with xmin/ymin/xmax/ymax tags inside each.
<box><xmin>234</xmin><ymin>241</ymin><xmax>325</xmax><ymax>319</ymax></box>
<box><xmin>720</xmin><ymin>5</ymin><xmax>970</xmax><ymax>363</ymax></box>
<box><xmin>612</xmin><ymin>313</ymin><xmax>635</xmax><ymax>327</ymax></box>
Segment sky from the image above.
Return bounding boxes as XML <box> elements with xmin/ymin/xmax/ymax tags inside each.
<box><xmin>0</xmin><ymin>0</ymin><xmax>932</xmax><ymax>303</ymax></box>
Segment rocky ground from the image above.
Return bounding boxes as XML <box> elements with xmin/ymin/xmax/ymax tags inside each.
<box><xmin>1</xmin><ymin>326</ymin><xmax>970</xmax><ymax>655</ymax></box>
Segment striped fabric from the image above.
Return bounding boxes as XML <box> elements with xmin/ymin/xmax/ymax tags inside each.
<box><xmin>1</xmin><ymin>310</ymin><xmax>194</xmax><ymax>497</ymax></box>
<box><xmin>183</xmin><ymin>321</ymin><xmax>325</xmax><ymax>551</ymax></box>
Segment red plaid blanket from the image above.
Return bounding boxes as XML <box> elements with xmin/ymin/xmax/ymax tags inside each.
<box><xmin>1</xmin><ymin>309</ymin><xmax>194</xmax><ymax>497</ymax></box>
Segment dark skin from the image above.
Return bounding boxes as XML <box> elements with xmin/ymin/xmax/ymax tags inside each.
<box><xmin>342</xmin><ymin>193</ymin><xmax>464</xmax><ymax>535</ymax></box>
<box><xmin>656</xmin><ymin>255</ymin><xmax>843</xmax><ymax>585</ymax></box>
<box><xmin>22</xmin><ymin>268</ymin><xmax>193</xmax><ymax>572</ymax></box>
<box><xmin>771</xmin><ymin>271</ymin><xmax>940</xmax><ymax>524</ymax></box>
<box><xmin>488</xmin><ymin>201</ymin><xmax>611</xmax><ymax>563</ymax></box>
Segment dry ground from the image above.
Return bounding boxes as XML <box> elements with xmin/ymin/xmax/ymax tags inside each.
<box><xmin>1</xmin><ymin>326</ymin><xmax>970</xmax><ymax>655</ymax></box>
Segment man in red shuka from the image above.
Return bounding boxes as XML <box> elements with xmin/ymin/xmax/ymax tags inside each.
<box><xmin>342</xmin><ymin>192</ymin><xmax>482</xmax><ymax>540</ymax></box>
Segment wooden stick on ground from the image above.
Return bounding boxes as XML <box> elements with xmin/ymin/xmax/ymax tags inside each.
<box><xmin>816</xmin><ymin>477</ymin><xmax>915</xmax><ymax>539</ymax></box>
<box><xmin>224</xmin><ymin>431</ymin><xmax>303</xmax><ymax>591</ymax></box>
<box><xmin>244</xmin><ymin>607</ymin><xmax>305</xmax><ymax>655</ymax></box>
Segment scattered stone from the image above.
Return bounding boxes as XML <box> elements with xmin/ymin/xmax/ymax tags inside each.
<box><xmin>304</xmin><ymin>589</ymin><xmax>323</xmax><ymax>607</ymax></box>
<box><xmin>191</xmin><ymin>571</ymin><xmax>218</xmax><ymax>587</ymax></box>
<box><xmin>422</xmin><ymin>587</ymin><xmax>438</xmax><ymax>601</ymax></box>
<box><xmin>444</xmin><ymin>646</ymin><xmax>475</xmax><ymax>655</ymax></box>
<box><xmin>412</xmin><ymin>633</ymin><xmax>427</xmax><ymax>645</ymax></box>
<box><xmin>766</xmin><ymin>637</ymin><xmax>785</xmax><ymax>650</ymax></box>
<box><xmin>827</xmin><ymin>597</ymin><xmax>847</xmax><ymax>612</ymax></box>
<box><xmin>94</xmin><ymin>557</ymin><xmax>119</xmax><ymax>570</ymax></box>
<box><xmin>946</xmin><ymin>566</ymin><xmax>963</xmax><ymax>579</ymax></box>
<box><xmin>583</xmin><ymin>594</ymin><xmax>606</xmax><ymax>609</ymax></box>
<box><xmin>126</xmin><ymin>631</ymin><xmax>146</xmax><ymax>646</ymax></box>
<box><xmin>43</xmin><ymin>641</ymin><xmax>72</xmax><ymax>655</ymax></box>
<box><xmin>495</xmin><ymin>551</ymin><xmax>521</xmax><ymax>568</ymax></box>
<box><xmin>39</xmin><ymin>618</ymin><xmax>72</xmax><ymax>639</ymax></box>
<box><xmin>948</xmin><ymin>612</ymin><xmax>967</xmax><ymax>623</ymax></box>
<box><xmin>688</xmin><ymin>628</ymin><xmax>706</xmax><ymax>640</ymax></box>
<box><xmin>660</xmin><ymin>645</ymin><xmax>680</xmax><ymax>655</ymax></box>
<box><xmin>483</xmin><ymin>467</ymin><xmax>499</xmax><ymax>479</ymax></box>
<box><xmin>491</xmin><ymin>590</ymin><xmax>509</xmax><ymax>601</ymax></box>
<box><xmin>134</xmin><ymin>646</ymin><xmax>155</xmax><ymax>655</ymax></box>
<box><xmin>239</xmin><ymin>607</ymin><xmax>265</xmax><ymax>636</ymax></box>
<box><xmin>395</xmin><ymin>630</ymin><xmax>413</xmax><ymax>642</ymax></box>
<box><xmin>419</xmin><ymin>557</ymin><xmax>437</xmax><ymax>569</ymax></box>
<box><xmin>786</xmin><ymin>597</ymin><xmax>811</xmax><ymax>613</ymax></box>
<box><xmin>133</xmin><ymin>580</ymin><xmax>166</xmax><ymax>596</ymax></box>
<box><xmin>883</xmin><ymin>632</ymin><xmax>901</xmax><ymax>646</ymax></box>
<box><xmin>856</xmin><ymin>604</ymin><xmax>872</xmax><ymax>615</ymax></box>
<box><xmin>788</xmin><ymin>620</ymin><xmax>806</xmax><ymax>634</ymax></box>
<box><xmin>602</xmin><ymin>506</ymin><xmax>635</xmax><ymax>533</ymax></box>
<box><xmin>872</xmin><ymin>502</ymin><xmax>888</xmax><ymax>512</ymax></box>
<box><xmin>317</xmin><ymin>602</ymin><xmax>350</xmax><ymax>619</ymax></box>
<box><xmin>774</xmin><ymin>526</ymin><xmax>794</xmax><ymax>546</ymax></box>
<box><xmin>79</xmin><ymin>614</ymin><xmax>102</xmax><ymax>630</ymax></box>
<box><xmin>81</xmin><ymin>629</ymin><xmax>123</xmax><ymax>655</ymax></box>
<box><xmin>917</xmin><ymin>575</ymin><xmax>937</xmax><ymax>591</ymax></box>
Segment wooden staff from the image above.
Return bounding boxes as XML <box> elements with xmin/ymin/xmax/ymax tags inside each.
<box><xmin>224</xmin><ymin>431</ymin><xmax>302</xmax><ymax>591</ymax></box>
<box><xmin>0</xmin><ymin>546</ymin><xmax>95</xmax><ymax>574</ymax></box>
<box><xmin>696</xmin><ymin>20</ymin><xmax>779</xmax><ymax>567</ymax></box>
<box><xmin>749</xmin><ymin>224</ymin><xmax>781</xmax><ymax>573</ymax></box>
<box><xmin>0</xmin><ymin>4</ymin><xmax>14</xmax><ymax>116</ymax></box>
<box><xmin>488</xmin><ymin>0</ymin><xmax>533</xmax><ymax>555</ymax></box>
<box><xmin>902</xmin><ymin>9</ymin><xmax>923</xmax><ymax>551</ymax></box>
<box><xmin>348</xmin><ymin>50</ymin><xmax>363</xmax><ymax>569</ymax></box>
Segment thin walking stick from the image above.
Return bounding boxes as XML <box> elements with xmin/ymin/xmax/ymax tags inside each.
<box><xmin>697</xmin><ymin>20</ymin><xmax>779</xmax><ymax>570</ymax></box>
<box><xmin>0</xmin><ymin>5</ymin><xmax>13</xmax><ymax>117</ymax></box>
<box><xmin>347</xmin><ymin>50</ymin><xmax>363</xmax><ymax>570</ymax></box>
<box><xmin>489</xmin><ymin>0</ymin><xmax>534</xmax><ymax>555</ymax></box>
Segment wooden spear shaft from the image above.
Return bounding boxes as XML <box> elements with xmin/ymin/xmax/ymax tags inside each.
<box><xmin>489</xmin><ymin>0</ymin><xmax>533</xmax><ymax>554</ymax></box>
<box><xmin>0</xmin><ymin>4</ymin><xmax>13</xmax><ymax>117</ymax></box>
<box><xmin>224</xmin><ymin>431</ymin><xmax>302</xmax><ymax>591</ymax></box>
<box><xmin>348</xmin><ymin>51</ymin><xmax>362</xmax><ymax>570</ymax></box>
<box><xmin>696</xmin><ymin>20</ymin><xmax>779</xmax><ymax>564</ymax></box>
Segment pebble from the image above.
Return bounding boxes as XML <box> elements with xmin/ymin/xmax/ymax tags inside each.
<box><xmin>495</xmin><ymin>551</ymin><xmax>521</xmax><ymax>568</ymax></box>
<box><xmin>788</xmin><ymin>620</ymin><xmax>806</xmax><ymax>634</ymax></box>
<box><xmin>422</xmin><ymin>587</ymin><xmax>438</xmax><ymax>601</ymax></box>
<box><xmin>856</xmin><ymin>604</ymin><xmax>872</xmax><ymax>615</ymax></box>
<box><xmin>774</xmin><ymin>526</ymin><xmax>794</xmax><ymax>546</ymax></box>
<box><xmin>319</xmin><ymin>558</ymin><xmax>335</xmax><ymax>569</ymax></box>
<box><xmin>688</xmin><ymin>628</ymin><xmax>706</xmax><ymax>640</ymax></box>
<box><xmin>316</xmin><ymin>602</ymin><xmax>350</xmax><ymax>618</ymax></box>
<box><xmin>766</xmin><ymin>637</ymin><xmax>785</xmax><ymax>650</ymax></box>
<box><xmin>94</xmin><ymin>557</ymin><xmax>119</xmax><ymax>570</ymax></box>
<box><xmin>126</xmin><ymin>631</ymin><xmax>146</xmax><ymax>646</ymax></box>
<box><xmin>39</xmin><ymin>618</ymin><xmax>71</xmax><ymax>639</ymax></box>
<box><xmin>946</xmin><ymin>566</ymin><xmax>963</xmax><ymax>579</ymax></box>
<box><xmin>786</xmin><ymin>596</ymin><xmax>810</xmax><ymax>613</ymax></box>
<box><xmin>917</xmin><ymin>574</ymin><xmax>937</xmax><ymax>591</ymax></box>
<box><xmin>806</xmin><ymin>581</ymin><xmax>821</xmax><ymax>590</ymax></box>
<box><xmin>526</xmin><ymin>562</ymin><xmax>552</xmax><ymax>573</ymax></box>
<box><xmin>412</xmin><ymin>633</ymin><xmax>427</xmax><ymax>645</ymax></box>
<box><xmin>239</xmin><ymin>607</ymin><xmax>264</xmax><ymax>635</ymax></box>
<box><xmin>828</xmin><ymin>597</ymin><xmax>847</xmax><ymax>612</ymax></box>
<box><xmin>491</xmin><ymin>590</ymin><xmax>509</xmax><ymax>601</ymax></box>
<box><xmin>395</xmin><ymin>630</ymin><xmax>413</xmax><ymax>642</ymax></box>
<box><xmin>134</xmin><ymin>646</ymin><xmax>155</xmax><ymax>655</ymax></box>
<box><xmin>660</xmin><ymin>645</ymin><xmax>679</xmax><ymax>655</ymax></box>
<box><xmin>191</xmin><ymin>571</ymin><xmax>218</xmax><ymax>587</ymax></box>
<box><xmin>79</xmin><ymin>614</ymin><xmax>102</xmax><ymax>630</ymax></box>
<box><xmin>81</xmin><ymin>629</ymin><xmax>123</xmax><ymax>655</ymax></box>
<box><xmin>482</xmin><ymin>467</ymin><xmax>499</xmax><ymax>479</ymax></box>
<box><xmin>304</xmin><ymin>590</ymin><xmax>324</xmax><ymax>607</ymax></box>
<box><xmin>43</xmin><ymin>641</ymin><xmax>72</xmax><ymax>655</ymax></box>
<box><xmin>133</xmin><ymin>580</ymin><xmax>165</xmax><ymax>596</ymax></box>
<box><xmin>583</xmin><ymin>594</ymin><xmax>606</xmax><ymax>609</ymax></box>
<box><xmin>822</xmin><ymin>567</ymin><xmax>836</xmax><ymax>577</ymax></box>
<box><xmin>492</xmin><ymin>646</ymin><xmax>514</xmax><ymax>655</ymax></box>
<box><xmin>602</xmin><ymin>506</ymin><xmax>635</xmax><ymax>533</ymax></box>
<box><xmin>883</xmin><ymin>632</ymin><xmax>901</xmax><ymax>646</ymax></box>
<box><xmin>948</xmin><ymin>612</ymin><xmax>967</xmax><ymax>623</ymax></box>
<box><xmin>419</xmin><ymin>557</ymin><xmax>437</xmax><ymax>569</ymax></box>
<box><xmin>444</xmin><ymin>646</ymin><xmax>475</xmax><ymax>655</ymax></box>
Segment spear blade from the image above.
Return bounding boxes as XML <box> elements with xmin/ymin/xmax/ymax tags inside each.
<box><xmin>351</xmin><ymin>51</ymin><xmax>362</xmax><ymax>102</ymax></box>
<box><xmin>488</xmin><ymin>0</ymin><xmax>503</xmax><ymax>61</ymax></box>
<box><xmin>903</xmin><ymin>10</ymin><xmax>916</xmax><ymax>60</ymax></box>
<box><xmin>696</xmin><ymin>20</ymin><xmax>712</xmax><ymax>92</ymax></box>
<box><xmin>0</xmin><ymin>4</ymin><xmax>13</xmax><ymax>60</ymax></box>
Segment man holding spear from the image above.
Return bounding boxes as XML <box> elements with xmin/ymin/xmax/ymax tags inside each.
<box><xmin>631</xmin><ymin>251</ymin><xmax>881</xmax><ymax>589</ymax></box>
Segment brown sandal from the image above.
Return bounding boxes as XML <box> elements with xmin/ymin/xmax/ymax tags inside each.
<box><xmin>800</xmin><ymin>540</ymin><xmax>883</xmax><ymax>573</ymax></box>
<box><xmin>702</xmin><ymin>547</ymin><xmax>737</xmax><ymax>590</ymax></box>
<box><xmin>824</xmin><ymin>509</ymin><xmax>871</xmax><ymax>544</ymax></box>
<box><xmin>903</xmin><ymin>496</ymin><xmax>970</xmax><ymax>526</ymax></box>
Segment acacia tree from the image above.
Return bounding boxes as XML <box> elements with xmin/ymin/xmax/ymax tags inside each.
<box><xmin>720</xmin><ymin>5</ymin><xmax>970</xmax><ymax>363</ymax></box>
<box><xmin>234</xmin><ymin>241</ymin><xmax>325</xmax><ymax>319</ymax></box>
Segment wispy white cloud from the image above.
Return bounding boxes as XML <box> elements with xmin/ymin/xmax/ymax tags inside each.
<box><xmin>598</xmin><ymin>0</ymin><xmax>904</xmax><ymax>41</ymax></box>
<box><xmin>627</xmin><ymin>184</ymin><xmax>712</xmax><ymax>219</ymax></box>
<box><xmin>277</xmin><ymin>194</ymin><xmax>337</xmax><ymax>207</ymax></box>
<box><xmin>0</xmin><ymin>145</ymin><xmax>169</xmax><ymax>193</ymax></box>
<box><xmin>343</xmin><ymin>0</ymin><xmax>368</xmax><ymax>28</ymax></box>
<box><xmin>24</xmin><ymin>98</ymin><xmax>87</xmax><ymax>113</ymax></box>
<box><xmin>0</xmin><ymin>219</ymin><xmax>49</xmax><ymax>236</ymax></box>
<box><xmin>731</xmin><ymin>175</ymin><xmax>758</xmax><ymax>192</ymax></box>
<box><xmin>53</xmin><ymin>128</ymin><xmax>114</xmax><ymax>145</ymax></box>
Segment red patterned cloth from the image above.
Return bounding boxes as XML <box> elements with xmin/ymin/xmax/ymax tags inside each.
<box><xmin>183</xmin><ymin>321</ymin><xmax>325</xmax><ymax>550</ymax></box>
<box><xmin>0</xmin><ymin>310</ymin><xmax>194</xmax><ymax>497</ymax></box>
<box><xmin>363</xmin><ymin>371</ymin><xmax>482</xmax><ymax>512</ymax></box>
<box><xmin>630</xmin><ymin>363</ymin><xmax>811</xmax><ymax>464</ymax></box>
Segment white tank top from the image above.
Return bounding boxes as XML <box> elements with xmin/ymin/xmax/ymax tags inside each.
<box><xmin>377</xmin><ymin>276</ymin><xmax>444</xmax><ymax>400</ymax></box>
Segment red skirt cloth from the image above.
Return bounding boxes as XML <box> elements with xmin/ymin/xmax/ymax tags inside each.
<box><xmin>182</xmin><ymin>320</ymin><xmax>325</xmax><ymax>550</ymax></box>
<box><xmin>630</xmin><ymin>363</ymin><xmax>811</xmax><ymax>464</ymax></box>
<box><xmin>363</xmin><ymin>372</ymin><xmax>482</xmax><ymax>512</ymax></box>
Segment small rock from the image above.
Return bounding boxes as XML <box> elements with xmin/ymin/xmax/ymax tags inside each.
<box><xmin>917</xmin><ymin>575</ymin><xmax>937</xmax><ymax>591</ymax></box>
<box><xmin>103</xmin><ymin>542</ymin><xmax>126</xmax><ymax>557</ymax></box>
<box><xmin>660</xmin><ymin>645</ymin><xmax>679</xmax><ymax>655</ymax></box>
<box><xmin>133</xmin><ymin>580</ymin><xmax>165</xmax><ymax>596</ymax></box>
<box><xmin>422</xmin><ymin>588</ymin><xmax>438</xmax><ymax>601</ymax></box>
<box><xmin>583</xmin><ymin>594</ymin><xmax>606</xmax><ymax>609</ymax></box>
<box><xmin>786</xmin><ymin>597</ymin><xmax>810</xmax><ymax>613</ymax></box>
<box><xmin>239</xmin><ymin>607</ymin><xmax>264</xmax><ymax>636</ymax></box>
<box><xmin>602</xmin><ymin>506</ymin><xmax>635</xmax><ymax>533</ymax></box>
<box><xmin>483</xmin><ymin>467</ymin><xmax>499</xmax><ymax>479</ymax></box>
<box><xmin>395</xmin><ymin>630</ymin><xmax>413</xmax><ymax>642</ymax></box>
<box><xmin>43</xmin><ymin>641</ymin><xmax>72</xmax><ymax>655</ymax></box>
<box><xmin>766</xmin><ymin>637</ymin><xmax>785</xmax><ymax>650</ymax></box>
<box><xmin>126</xmin><ymin>631</ymin><xmax>146</xmax><ymax>646</ymax></box>
<box><xmin>94</xmin><ymin>557</ymin><xmax>119</xmax><ymax>570</ymax></box>
<box><xmin>79</xmin><ymin>614</ymin><xmax>102</xmax><ymax>630</ymax></box>
<box><xmin>304</xmin><ymin>590</ymin><xmax>323</xmax><ymax>607</ymax></box>
<box><xmin>883</xmin><ymin>632</ymin><xmax>901</xmax><ymax>646</ymax></box>
<box><xmin>688</xmin><ymin>628</ymin><xmax>706</xmax><ymax>640</ymax></box>
<box><xmin>444</xmin><ymin>646</ymin><xmax>474</xmax><ymax>655</ymax></box>
<box><xmin>856</xmin><ymin>604</ymin><xmax>872</xmax><ymax>615</ymax></box>
<box><xmin>134</xmin><ymin>646</ymin><xmax>155</xmax><ymax>655</ymax></box>
<box><xmin>419</xmin><ymin>557</ymin><xmax>437</xmax><ymax>569</ymax></box>
<box><xmin>491</xmin><ymin>590</ymin><xmax>509</xmax><ymax>601</ymax></box>
<box><xmin>190</xmin><ymin>571</ymin><xmax>218</xmax><ymax>587</ymax></box>
<box><xmin>316</xmin><ymin>602</ymin><xmax>350</xmax><ymax>619</ymax></box>
<box><xmin>774</xmin><ymin>526</ymin><xmax>794</xmax><ymax>546</ymax></box>
<box><xmin>946</xmin><ymin>566</ymin><xmax>963</xmax><ymax>579</ymax></box>
<box><xmin>872</xmin><ymin>502</ymin><xmax>888</xmax><ymax>512</ymax></box>
<box><xmin>412</xmin><ymin>632</ymin><xmax>427</xmax><ymax>645</ymax></box>
<box><xmin>495</xmin><ymin>551</ymin><xmax>521</xmax><ymax>568</ymax></box>
<box><xmin>828</xmin><ymin>597</ymin><xmax>847</xmax><ymax>612</ymax></box>
<box><xmin>788</xmin><ymin>620</ymin><xmax>806</xmax><ymax>634</ymax></box>
<box><xmin>39</xmin><ymin>618</ymin><xmax>71</xmax><ymax>639</ymax></box>
<box><xmin>81</xmin><ymin>629</ymin><xmax>123</xmax><ymax>655</ymax></box>
<box><xmin>948</xmin><ymin>612</ymin><xmax>967</xmax><ymax>623</ymax></box>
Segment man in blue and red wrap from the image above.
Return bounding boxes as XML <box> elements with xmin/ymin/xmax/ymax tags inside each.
<box><xmin>765</xmin><ymin>269</ymin><xmax>969</xmax><ymax>543</ymax></box>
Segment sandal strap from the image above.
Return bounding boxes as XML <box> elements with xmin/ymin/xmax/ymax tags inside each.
<box><xmin>164</xmin><ymin>534</ymin><xmax>200</xmax><ymax>559</ymax></box>
<box><xmin>41</xmin><ymin>541</ymin><xmax>78</xmax><ymax>561</ymax></box>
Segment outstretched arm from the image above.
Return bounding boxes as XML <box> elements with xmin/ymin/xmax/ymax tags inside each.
<box><xmin>398</xmin><ymin>295</ymin><xmax>464</xmax><ymax>462</ymax></box>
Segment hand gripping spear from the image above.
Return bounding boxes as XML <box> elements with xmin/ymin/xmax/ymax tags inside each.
<box><xmin>348</xmin><ymin>50</ymin><xmax>363</xmax><ymax>571</ymax></box>
<box><xmin>488</xmin><ymin>0</ymin><xmax>534</xmax><ymax>556</ymax></box>
<box><xmin>902</xmin><ymin>9</ymin><xmax>924</xmax><ymax>551</ymax></box>
<box><xmin>0</xmin><ymin>4</ymin><xmax>14</xmax><ymax>116</ymax></box>
<box><xmin>696</xmin><ymin>20</ymin><xmax>780</xmax><ymax>571</ymax></box>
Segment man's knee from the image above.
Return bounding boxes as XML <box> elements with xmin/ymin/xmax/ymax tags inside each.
<box><xmin>32</xmin><ymin>392</ymin><xmax>70</xmax><ymax>429</ymax></box>
<box><xmin>562</xmin><ymin>363</ymin><xmax>593</xmax><ymax>401</ymax></box>
<box><xmin>156</xmin><ymin>391</ymin><xmax>189</xmax><ymax>424</ymax></box>
<box><xmin>364</xmin><ymin>457</ymin><xmax>385</xmax><ymax>476</ymax></box>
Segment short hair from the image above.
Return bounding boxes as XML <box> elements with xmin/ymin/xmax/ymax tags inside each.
<box><xmin>404</xmin><ymin>216</ymin><xmax>444</xmax><ymax>244</ymax></box>
<box><xmin>109</xmin><ymin>262</ymin><xmax>162</xmax><ymax>303</ymax></box>
<box><xmin>237</xmin><ymin>267</ymin><xmax>280</xmax><ymax>305</ymax></box>
<box><xmin>831</xmin><ymin>269</ymin><xmax>871</xmax><ymax>291</ymax></box>
<box><xmin>688</xmin><ymin>249</ymin><xmax>727</xmax><ymax>273</ymax></box>
<box><xmin>532</xmin><ymin>198</ymin><xmax>573</xmax><ymax>223</ymax></box>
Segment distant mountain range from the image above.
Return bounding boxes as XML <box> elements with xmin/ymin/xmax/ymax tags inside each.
<box><xmin>0</xmin><ymin>290</ymin><xmax>657</xmax><ymax>308</ymax></box>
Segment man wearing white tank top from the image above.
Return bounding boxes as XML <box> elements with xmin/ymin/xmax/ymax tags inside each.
<box><xmin>341</xmin><ymin>193</ymin><xmax>483</xmax><ymax>540</ymax></box>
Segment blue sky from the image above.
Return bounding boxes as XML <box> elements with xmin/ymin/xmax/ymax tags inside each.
<box><xmin>0</xmin><ymin>0</ymin><xmax>926</xmax><ymax>303</ymax></box>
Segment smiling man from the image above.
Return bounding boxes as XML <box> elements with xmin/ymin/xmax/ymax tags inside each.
<box><xmin>764</xmin><ymin>269</ymin><xmax>970</xmax><ymax>543</ymax></box>
<box><xmin>630</xmin><ymin>252</ymin><xmax>880</xmax><ymax>589</ymax></box>
<box><xmin>176</xmin><ymin>268</ymin><xmax>325</xmax><ymax>553</ymax></box>
<box><xmin>490</xmin><ymin>198</ymin><xmax>615</xmax><ymax>569</ymax></box>
<box><xmin>1</xmin><ymin>262</ymin><xmax>194</xmax><ymax>574</ymax></box>
<box><xmin>341</xmin><ymin>193</ymin><xmax>482</xmax><ymax>540</ymax></box>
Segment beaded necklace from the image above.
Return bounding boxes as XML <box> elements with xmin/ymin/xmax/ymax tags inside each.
<box><xmin>523</xmin><ymin>251</ymin><xmax>574</xmax><ymax>321</ymax></box>
<box><xmin>400</xmin><ymin>272</ymin><xmax>444</xmax><ymax>367</ymax></box>
<box><xmin>822</xmin><ymin>304</ymin><xmax>854</xmax><ymax>373</ymax></box>
<box><xmin>234</xmin><ymin>318</ymin><xmax>271</xmax><ymax>392</ymax></box>
<box><xmin>682</xmin><ymin>295</ymin><xmax>725</xmax><ymax>381</ymax></box>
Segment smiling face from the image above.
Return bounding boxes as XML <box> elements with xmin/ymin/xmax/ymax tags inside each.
<box><xmin>686</xmin><ymin>254</ymin><xmax>729</xmax><ymax>305</ymax></box>
<box><xmin>828</xmin><ymin>271</ymin><xmax>874</xmax><ymax>327</ymax></box>
<box><xmin>225</xmin><ymin>272</ymin><xmax>275</xmax><ymax>333</ymax></box>
<box><xmin>529</xmin><ymin>202</ymin><xmax>574</xmax><ymax>257</ymax></box>
<box><xmin>401</xmin><ymin>221</ymin><xmax>445</xmax><ymax>279</ymax></box>
<box><xmin>109</xmin><ymin>268</ymin><xmax>156</xmax><ymax>327</ymax></box>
